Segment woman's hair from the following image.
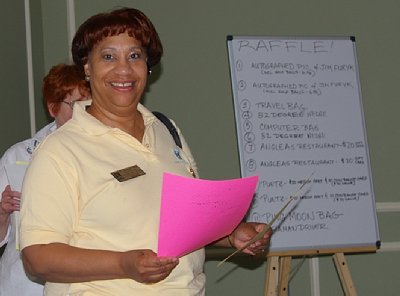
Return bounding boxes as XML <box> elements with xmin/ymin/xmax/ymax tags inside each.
<box><xmin>71</xmin><ymin>7</ymin><xmax>163</xmax><ymax>72</ymax></box>
<box><xmin>42</xmin><ymin>63</ymin><xmax>90</xmax><ymax>115</ymax></box>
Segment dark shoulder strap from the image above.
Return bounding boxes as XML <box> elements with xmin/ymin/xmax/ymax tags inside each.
<box><xmin>153</xmin><ymin>111</ymin><xmax>182</xmax><ymax>149</ymax></box>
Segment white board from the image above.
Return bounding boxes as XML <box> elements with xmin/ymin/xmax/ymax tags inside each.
<box><xmin>227</xmin><ymin>36</ymin><xmax>380</xmax><ymax>253</ymax></box>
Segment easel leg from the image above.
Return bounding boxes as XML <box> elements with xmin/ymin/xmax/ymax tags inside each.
<box><xmin>333</xmin><ymin>253</ymin><xmax>358</xmax><ymax>296</ymax></box>
<box><xmin>265</xmin><ymin>256</ymin><xmax>279</xmax><ymax>296</ymax></box>
<box><xmin>264</xmin><ymin>256</ymin><xmax>292</xmax><ymax>296</ymax></box>
<box><xmin>278</xmin><ymin>256</ymin><xmax>292</xmax><ymax>296</ymax></box>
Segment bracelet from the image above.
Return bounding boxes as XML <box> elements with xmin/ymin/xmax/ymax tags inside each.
<box><xmin>227</xmin><ymin>234</ymin><xmax>235</xmax><ymax>248</ymax></box>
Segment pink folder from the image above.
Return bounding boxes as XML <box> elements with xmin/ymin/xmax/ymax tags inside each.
<box><xmin>157</xmin><ymin>173</ymin><xmax>258</xmax><ymax>257</ymax></box>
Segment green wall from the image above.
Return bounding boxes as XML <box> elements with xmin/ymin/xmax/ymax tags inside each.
<box><xmin>1</xmin><ymin>0</ymin><xmax>399</xmax><ymax>295</ymax></box>
<box><xmin>0</xmin><ymin>1</ymin><xmax>31</xmax><ymax>152</ymax></box>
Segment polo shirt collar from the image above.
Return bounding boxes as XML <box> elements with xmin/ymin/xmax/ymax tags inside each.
<box><xmin>73</xmin><ymin>100</ymin><xmax>156</xmax><ymax>136</ymax></box>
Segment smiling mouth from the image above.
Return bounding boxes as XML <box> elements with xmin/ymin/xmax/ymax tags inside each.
<box><xmin>110</xmin><ymin>82</ymin><xmax>133</xmax><ymax>87</ymax></box>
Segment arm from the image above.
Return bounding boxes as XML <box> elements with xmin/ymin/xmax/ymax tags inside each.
<box><xmin>0</xmin><ymin>207</ymin><xmax>10</xmax><ymax>244</ymax></box>
<box><xmin>22</xmin><ymin>243</ymin><xmax>179</xmax><ymax>284</ymax></box>
<box><xmin>213</xmin><ymin>222</ymin><xmax>272</xmax><ymax>255</ymax></box>
<box><xmin>20</xmin><ymin>163</ymin><xmax>179</xmax><ymax>284</ymax></box>
<box><xmin>0</xmin><ymin>185</ymin><xmax>20</xmax><ymax>243</ymax></box>
<box><xmin>0</xmin><ymin>142</ymin><xmax>26</xmax><ymax>244</ymax></box>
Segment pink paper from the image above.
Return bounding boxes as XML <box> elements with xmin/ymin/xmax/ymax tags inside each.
<box><xmin>157</xmin><ymin>173</ymin><xmax>258</xmax><ymax>257</ymax></box>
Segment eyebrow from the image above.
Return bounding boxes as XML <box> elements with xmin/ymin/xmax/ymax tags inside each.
<box><xmin>100</xmin><ymin>46</ymin><xmax>144</xmax><ymax>52</ymax></box>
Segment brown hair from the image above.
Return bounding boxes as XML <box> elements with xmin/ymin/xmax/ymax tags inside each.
<box><xmin>71</xmin><ymin>7</ymin><xmax>163</xmax><ymax>72</ymax></box>
<box><xmin>42</xmin><ymin>63</ymin><xmax>90</xmax><ymax>115</ymax></box>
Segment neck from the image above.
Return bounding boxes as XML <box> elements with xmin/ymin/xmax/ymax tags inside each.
<box><xmin>87</xmin><ymin>104</ymin><xmax>144</xmax><ymax>141</ymax></box>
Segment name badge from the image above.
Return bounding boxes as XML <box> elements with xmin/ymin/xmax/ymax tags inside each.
<box><xmin>111</xmin><ymin>165</ymin><xmax>146</xmax><ymax>182</ymax></box>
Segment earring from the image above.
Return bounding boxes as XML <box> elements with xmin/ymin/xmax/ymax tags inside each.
<box><xmin>148</xmin><ymin>68</ymin><xmax>152</xmax><ymax>76</ymax></box>
<box><xmin>85</xmin><ymin>75</ymin><xmax>90</xmax><ymax>82</ymax></box>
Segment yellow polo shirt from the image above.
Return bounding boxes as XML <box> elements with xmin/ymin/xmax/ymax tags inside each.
<box><xmin>20</xmin><ymin>101</ymin><xmax>205</xmax><ymax>295</ymax></box>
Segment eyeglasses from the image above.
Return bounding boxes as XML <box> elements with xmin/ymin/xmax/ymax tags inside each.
<box><xmin>62</xmin><ymin>100</ymin><xmax>78</xmax><ymax>110</ymax></box>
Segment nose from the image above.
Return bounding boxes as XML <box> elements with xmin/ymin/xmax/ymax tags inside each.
<box><xmin>114</xmin><ymin>58</ymin><xmax>133</xmax><ymax>75</ymax></box>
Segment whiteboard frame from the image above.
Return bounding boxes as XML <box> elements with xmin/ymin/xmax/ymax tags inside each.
<box><xmin>227</xmin><ymin>35</ymin><xmax>380</xmax><ymax>255</ymax></box>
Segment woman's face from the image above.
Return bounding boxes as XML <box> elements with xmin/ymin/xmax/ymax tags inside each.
<box><xmin>84</xmin><ymin>32</ymin><xmax>148</xmax><ymax>117</ymax></box>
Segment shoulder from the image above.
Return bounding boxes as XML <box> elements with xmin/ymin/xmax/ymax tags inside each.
<box><xmin>0</xmin><ymin>139</ymin><xmax>33</xmax><ymax>165</ymax></box>
<box><xmin>31</xmin><ymin>120</ymin><xmax>85</xmax><ymax>161</ymax></box>
<box><xmin>0</xmin><ymin>122</ymin><xmax>57</xmax><ymax>163</ymax></box>
<box><xmin>33</xmin><ymin>122</ymin><xmax>56</xmax><ymax>141</ymax></box>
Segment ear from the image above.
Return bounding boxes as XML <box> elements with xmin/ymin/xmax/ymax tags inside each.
<box><xmin>84</xmin><ymin>63</ymin><xmax>90</xmax><ymax>77</ymax></box>
<box><xmin>47</xmin><ymin>102</ymin><xmax>57</xmax><ymax>118</ymax></box>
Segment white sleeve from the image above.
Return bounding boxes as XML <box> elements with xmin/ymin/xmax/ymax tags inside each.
<box><xmin>0</xmin><ymin>143</ymin><xmax>26</xmax><ymax>246</ymax></box>
<box><xmin>0</xmin><ymin>223</ymin><xmax>11</xmax><ymax>246</ymax></box>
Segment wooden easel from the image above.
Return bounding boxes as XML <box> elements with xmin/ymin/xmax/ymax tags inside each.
<box><xmin>265</xmin><ymin>256</ymin><xmax>292</xmax><ymax>296</ymax></box>
<box><xmin>264</xmin><ymin>252</ymin><xmax>358</xmax><ymax>296</ymax></box>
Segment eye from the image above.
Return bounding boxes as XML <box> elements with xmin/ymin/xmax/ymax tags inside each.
<box><xmin>102</xmin><ymin>54</ymin><xmax>114</xmax><ymax>61</ymax></box>
<box><xmin>129</xmin><ymin>52</ymin><xmax>142</xmax><ymax>60</ymax></box>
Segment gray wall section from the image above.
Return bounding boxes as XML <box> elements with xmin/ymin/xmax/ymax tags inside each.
<box><xmin>0</xmin><ymin>0</ymin><xmax>31</xmax><ymax>153</ymax></box>
<box><xmin>1</xmin><ymin>0</ymin><xmax>399</xmax><ymax>295</ymax></box>
<box><xmin>41</xmin><ymin>0</ymin><xmax>70</xmax><ymax>71</ymax></box>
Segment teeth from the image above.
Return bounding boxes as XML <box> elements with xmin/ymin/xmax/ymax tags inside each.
<box><xmin>111</xmin><ymin>82</ymin><xmax>133</xmax><ymax>87</ymax></box>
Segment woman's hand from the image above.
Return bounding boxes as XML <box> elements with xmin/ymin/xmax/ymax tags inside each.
<box><xmin>120</xmin><ymin>250</ymin><xmax>179</xmax><ymax>284</ymax></box>
<box><xmin>0</xmin><ymin>185</ymin><xmax>21</xmax><ymax>216</ymax></box>
<box><xmin>229</xmin><ymin>222</ymin><xmax>272</xmax><ymax>255</ymax></box>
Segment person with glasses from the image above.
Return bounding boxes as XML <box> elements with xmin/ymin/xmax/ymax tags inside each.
<box><xmin>0</xmin><ymin>63</ymin><xmax>90</xmax><ymax>296</ymax></box>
